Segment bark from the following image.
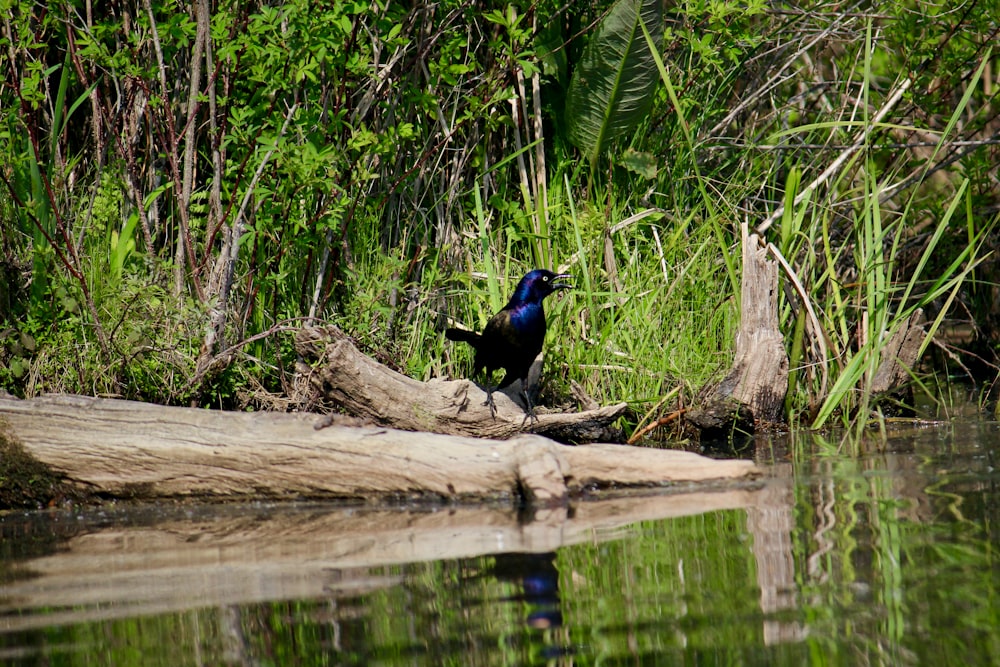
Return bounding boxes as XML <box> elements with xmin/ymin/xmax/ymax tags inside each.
<box><xmin>295</xmin><ymin>325</ymin><xmax>628</xmax><ymax>443</ymax></box>
<box><xmin>0</xmin><ymin>394</ymin><xmax>758</xmax><ymax>506</ymax></box>
<box><xmin>871</xmin><ymin>308</ymin><xmax>925</xmax><ymax>394</ymax></box>
<box><xmin>701</xmin><ymin>223</ymin><xmax>789</xmax><ymax>431</ymax></box>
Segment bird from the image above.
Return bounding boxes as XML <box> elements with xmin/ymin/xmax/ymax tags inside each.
<box><xmin>446</xmin><ymin>269</ymin><xmax>572</xmax><ymax>421</ymax></box>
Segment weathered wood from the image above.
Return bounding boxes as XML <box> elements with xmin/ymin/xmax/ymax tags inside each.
<box><xmin>706</xmin><ymin>223</ymin><xmax>789</xmax><ymax>428</ymax></box>
<box><xmin>727</xmin><ymin>224</ymin><xmax>789</xmax><ymax>421</ymax></box>
<box><xmin>0</xmin><ymin>395</ymin><xmax>759</xmax><ymax>505</ymax></box>
<box><xmin>871</xmin><ymin>308</ymin><xmax>925</xmax><ymax>394</ymax></box>
<box><xmin>295</xmin><ymin>324</ymin><xmax>627</xmax><ymax>442</ymax></box>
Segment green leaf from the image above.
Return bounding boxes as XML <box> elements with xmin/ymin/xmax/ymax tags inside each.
<box><xmin>565</xmin><ymin>0</ymin><xmax>662</xmax><ymax>168</ymax></box>
<box><xmin>619</xmin><ymin>148</ymin><xmax>657</xmax><ymax>179</ymax></box>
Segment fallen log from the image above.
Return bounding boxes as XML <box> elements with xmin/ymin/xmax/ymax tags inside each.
<box><xmin>0</xmin><ymin>394</ymin><xmax>758</xmax><ymax>506</ymax></box>
<box><xmin>295</xmin><ymin>324</ymin><xmax>627</xmax><ymax>442</ymax></box>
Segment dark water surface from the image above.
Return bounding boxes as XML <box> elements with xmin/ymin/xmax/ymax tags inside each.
<box><xmin>1</xmin><ymin>420</ymin><xmax>998</xmax><ymax>666</ymax></box>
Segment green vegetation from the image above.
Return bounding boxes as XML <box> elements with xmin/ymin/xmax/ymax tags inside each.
<box><xmin>1</xmin><ymin>1</ymin><xmax>998</xmax><ymax>435</ymax></box>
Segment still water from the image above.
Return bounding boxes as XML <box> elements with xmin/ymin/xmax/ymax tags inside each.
<box><xmin>1</xmin><ymin>420</ymin><xmax>998</xmax><ymax>666</ymax></box>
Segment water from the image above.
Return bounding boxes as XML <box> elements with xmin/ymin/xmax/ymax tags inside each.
<box><xmin>1</xmin><ymin>420</ymin><xmax>998</xmax><ymax>666</ymax></box>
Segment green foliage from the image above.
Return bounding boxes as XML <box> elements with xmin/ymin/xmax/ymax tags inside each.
<box><xmin>0</xmin><ymin>0</ymin><xmax>997</xmax><ymax>437</ymax></box>
<box><xmin>565</xmin><ymin>0</ymin><xmax>663</xmax><ymax>173</ymax></box>
<box><xmin>0</xmin><ymin>275</ymin><xmax>203</xmax><ymax>402</ymax></box>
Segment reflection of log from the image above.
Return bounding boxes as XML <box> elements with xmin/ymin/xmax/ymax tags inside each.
<box><xmin>0</xmin><ymin>395</ymin><xmax>758</xmax><ymax>506</ymax></box>
<box><xmin>695</xmin><ymin>223</ymin><xmax>788</xmax><ymax>434</ymax></box>
<box><xmin>0</xmin><ymin>487</ymin><xmax>773</xmax><ymax>633</ymax></box>
<box><xmin>295</xmin><ymin>325</ymin><xmax>626</xmax><ymax>443</ymax></box>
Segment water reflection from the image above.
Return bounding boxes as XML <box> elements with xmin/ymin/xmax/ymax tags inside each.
<box><xmin>0</xmin><ymin>420</ymin><xmax>997</xmax><ymax>665</ymax></box>
<box><xmin>491</xmin><ymin>552</ymin><xmax>573</xmax><ymax>660</ymax></box>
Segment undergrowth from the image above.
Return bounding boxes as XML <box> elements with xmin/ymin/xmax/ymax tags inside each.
<box><xmin>2</xmin><ymin>1</ymin><xmax>998</xmax><ymax>440</ymax></box>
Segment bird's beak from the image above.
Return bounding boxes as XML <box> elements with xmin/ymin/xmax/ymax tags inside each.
<box><xmin>552</xmin><ymin>273</ymin><xmax>573</xmax><ymax>291</ymax></box>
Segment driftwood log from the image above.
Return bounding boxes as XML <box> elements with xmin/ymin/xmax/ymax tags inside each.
<box><xmin>0</xmin><ymin>395</ymin><xmax>759</xmax><ymax>506</ymax></box>
<box><xmin>295</xmin><ymin>325</ymin><xmax>626</xmax><ymax>442</ymax></box>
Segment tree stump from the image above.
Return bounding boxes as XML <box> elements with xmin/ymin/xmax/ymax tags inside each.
<box><xmin>871</xmin><ymin>308</ymin><xmax>926</xmax><ymax>394</ymax></box>
<box><xmin>693</xmin><ymin>223</ymin><xmax>789</xmax><ymax>435</ymax></box>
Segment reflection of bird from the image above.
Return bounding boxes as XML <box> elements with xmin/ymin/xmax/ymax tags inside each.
<box><xmin>446</xmin><ymin>269</ymin><xmax>572</xmax><ymax>420</ymax></box>
<box><xmin>491</xmin><ymin>552</ymin><xmax>568</xmax><ymax>650</ymax></box>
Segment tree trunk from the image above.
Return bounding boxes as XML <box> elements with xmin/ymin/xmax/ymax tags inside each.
<box><xmin>871</xmin><ymin>308</ymin><xmax>925</xmax><ymax>394</ymax></box>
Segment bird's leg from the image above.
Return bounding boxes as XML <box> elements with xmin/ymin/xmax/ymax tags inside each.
<box><xmin>483</xmin><ymin>384</ymin><xmax>498</xmax><ymax>419</ymax></box>
<box><xmin>520</xmin><ymin>382</ymin><xmax>538</xmax><ymax>426</ymax></box>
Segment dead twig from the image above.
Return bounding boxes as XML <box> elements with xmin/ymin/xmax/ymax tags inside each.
<box><xmin>627</xmin><ymin>408</ymin><xmax>688</xmax><ymax>445</ymax></box>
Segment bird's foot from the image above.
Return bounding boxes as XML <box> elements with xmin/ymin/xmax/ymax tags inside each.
<box><xmin>520</xmin><ymin>390</ymin><xmax>539</xmax><ymax>427</ymax></box>
<box><xmin>483</xmin><ymin>391</ymin><xmax>498</xmax><ymax>420</ymax></box>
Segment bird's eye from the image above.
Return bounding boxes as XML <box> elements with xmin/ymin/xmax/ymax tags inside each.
<box><xmin>542</xmin><ymin>275</ymin><xmax>549</xmax><ymax>281</ymax></box>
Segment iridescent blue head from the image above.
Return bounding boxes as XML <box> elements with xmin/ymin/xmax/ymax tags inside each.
<box><xmin>508</xmin><ymin>269</ymin><xmax>573</xmax><ymax>306</ymax></box>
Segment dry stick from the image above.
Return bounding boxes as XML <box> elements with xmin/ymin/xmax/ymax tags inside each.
<box><xmin>530</xmin><ymin>12</ymin><xmax>551</xmax><ymax>266</ymax></box>
<box><xmin>628</xmin><ymin>388</ymin><xmax>678</xmax><ymax>444</ymax></box>
<box><xmin>181</xmin><ymin>1</ymin><xmax>207</xmax><ymax>233</ymax></box>
<box><xmin>626</xmin><ymin>408</ymin><xmax>687</xmax><ymax>445</ymax></box>
<box><xmin>757</xmin><ymin>76</ymin><xmax>913</xmax><ymax>234</ymax></box>
<box><xmin>651</xmin><ymin>225</ymin><xmax>669</xmax><ymax>285</ymax></box>
<box><xmin>511</xmin><ymin>47</ymin><xmax>534</xmax><ymax>239</ymax></box>
<box><xmin>307</xmin><ymin>228</ymin><xmax>335</xmax><ymax>323</ymax></box>
<box><xmin>766</xmin><ymin>241</ymin><xmax>830</xmax><ymax>398</ymax></box>
<box><xmin>202</xmin><ymin>0</ymin><xmax>224</xmax><ymax>296</ymax></box>
<box><xmin>143</xmin><ymin>0</ymin><xmax>203</xmax><ymax>300</ymax></box>
<box><xmin>192</xmin><ymin>103</ymin><xmax>299</xmax><ymax>389</ymax></box>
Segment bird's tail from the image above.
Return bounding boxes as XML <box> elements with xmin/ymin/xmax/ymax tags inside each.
<box><xmin>445</xmin><ymin>327</ymin><xmax>481</xmax><ymax>344</ymax></box>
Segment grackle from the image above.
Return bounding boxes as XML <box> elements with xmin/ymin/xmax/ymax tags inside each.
<box><xmin>446</xmin><ymin>269</ymin><xmax>572</xmax><ymax>420</ymax></box>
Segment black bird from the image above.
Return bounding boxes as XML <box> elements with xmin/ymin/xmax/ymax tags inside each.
<box><xmin>446</xmin><ymin>269</ymin><xmax>572</xmax><ymax>420</ymax></box>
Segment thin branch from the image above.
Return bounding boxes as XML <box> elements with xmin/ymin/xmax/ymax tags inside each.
<box><xmin>767</xmin><ymin>241</ymin><xmax>830</xmax><ymax>398</ymax></box>
<box><xmin>143</xmin><ymin>0</ymin><xmax>203</xmax><ymax>300</ymax></box>
<box><xmin>192</xmin><ymin>103</ymin><xmax>299</xmax><ymax>394</ymax></box>
<box><xmin>626</xmin><ymin>408</ymin><xmax>687</xmax><ymax>445</ymax></box>
<box><xmin>757</xmin><ymin>76</ymin><xmax>913</xmax><ymax>234</ymax></box>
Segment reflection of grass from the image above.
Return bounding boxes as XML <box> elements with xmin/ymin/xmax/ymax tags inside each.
<box><xmin>558</xmin><ymin>511</ymin><xmax>761</xmax><ymax>658</ymax></box>
<box><xmin>788</xmin><ymin>428</ymin><xmax>999</xmax><ymax>665</ymax></box>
